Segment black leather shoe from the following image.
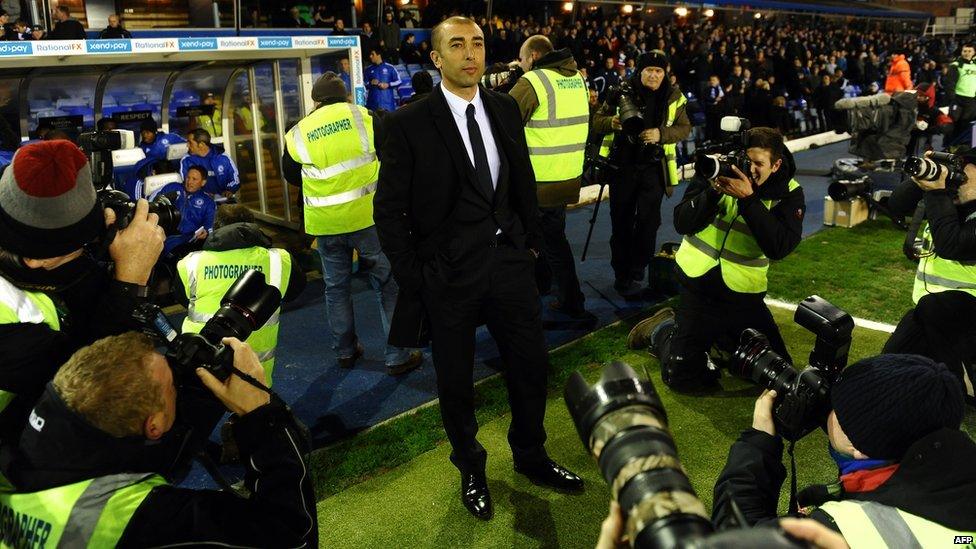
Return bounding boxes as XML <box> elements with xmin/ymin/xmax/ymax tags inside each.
<box><xmin>515</xmin><ymin>459</ymin><xmax>584</xmax><ymax>493</ymax></box>
<box><xmin>460</xmin><ymin>473</ymin><xmax>493</xmax><ymax>520</ymax></box>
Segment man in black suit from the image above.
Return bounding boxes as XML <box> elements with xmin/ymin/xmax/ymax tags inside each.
<box><xmin>374</xmin><ymin>16</ymin><xmax>583</xmax><ymax>520</ymax></box>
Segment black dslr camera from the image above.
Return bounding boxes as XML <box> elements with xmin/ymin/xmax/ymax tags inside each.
<box><xmin>565</xmin><ymin>362</ymin><xmax>805</xmax><ymax>548</ymax></box>
<box><xmin>693</xmin><ymin>116</ymin><xmax>752</xmax><ymax>182</ymax></box>
<box><xmin>78</xmin><ymin>129</ymin><xmax>135</xmax><ymax>189</ymax></box>
<box><xmin>97</xmin><ymin>188</ymin><xmax>182</xmax><ymax>236</ymax></box>
<box><xmin>904</xmin><ymin>152</ymin><xmax>968</xmax><ymax>192</ymax></box>
<box><xmin>606</xmin><ymin>83</ymin><xmax>666</xmax><ymax>164</ymax></box>
<box><xmin>135</xmin><ymin>270</ymin><xmax>282</xmax><ymax>382</ymax></box>
<box><xmin>731</xmin><ymin>296</ymin><xmax>853</xmax><ymax>441</ymax></box>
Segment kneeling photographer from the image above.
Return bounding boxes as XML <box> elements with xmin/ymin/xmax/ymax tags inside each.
<box><xmin>0</xmin><ymin>141</ymin><xmax>166</xmax><ymax>444</ymax></box>
<box><xmin>0</xmin><ymin>332</ymin><xmax>317</xmax><ymax>548</ymax></box>
<box><xmin>712</xmin><ymin>353</ymin><xmax>974</xmax><ymax>544</ymax></box>
<box><xmin>591</xmin><ymin>51</ymin><xmax>691</xmax><ymax>299</ymax></box>
<box><xmin>631</xmin><ymin>127</ymin><xmax>805</xmax><ymax>391</ymax></box>
<box><xmin>885</xmin><ymin>149</ymin><xmax>976</xmax><ymax>400</ymax></box>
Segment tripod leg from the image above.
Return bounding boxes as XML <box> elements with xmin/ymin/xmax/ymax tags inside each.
<box><xmin>581</xmin><ymin>183</ymin><xmax>606</xmax><ymax>262</ymax></box>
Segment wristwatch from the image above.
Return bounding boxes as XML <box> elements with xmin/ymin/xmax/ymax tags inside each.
<box><xmin>114</xmin><ymin>280</ymin><xmax>151</xmax><ymax>299</ymax></box>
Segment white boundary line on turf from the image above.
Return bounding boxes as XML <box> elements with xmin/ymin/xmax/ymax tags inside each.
<box><xmin>765</xmin><ymin>298</ymin><xmax>896</xmax><ymax>334</ymax></box>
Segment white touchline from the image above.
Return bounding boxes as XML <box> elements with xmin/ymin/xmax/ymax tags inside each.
<box><xmin>765</xmin><ymin>298</ymin><xmax>896</xmax><ymax>334</ymax></box>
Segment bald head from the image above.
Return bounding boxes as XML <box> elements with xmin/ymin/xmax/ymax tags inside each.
<box><xmin>519</xmin><ymin>35</ymin><xmax>554</xmax><ymax>72</ymax></box>
<box><xmin>431</xmin><ymin>16</ymin><xmax>481</xmax><ymax>54</ymax></box>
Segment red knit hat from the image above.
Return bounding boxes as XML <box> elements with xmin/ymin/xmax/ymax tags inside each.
<box><xmin>0</xmin><ymin>141</ymin><xmax>103</xmax><ymax>259</ymax></box>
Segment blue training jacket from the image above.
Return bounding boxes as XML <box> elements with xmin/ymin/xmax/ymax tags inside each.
<box><xmin>152</xmin><ymin>182</ymin><xmax>216</xmax><ymax>254</ymax></box>
<box><xmin>364</xmin><ymin>62</ymin><xmax>401</xmax><ymax>112</ymax></box>
<box><xmin>179</xmin><ymin>146</ymin><xmax>240</xmax><ymax>195</ymax></box>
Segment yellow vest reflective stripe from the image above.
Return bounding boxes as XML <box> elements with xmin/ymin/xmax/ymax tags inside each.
<box><xmin>177</xmin><ymin>247</ymin><xmax>291</xmax><ymax>385</ymax></box>
<box><xmin>0</xmin><ymin>473</ymin><xmax>166</xmax><ymax>548</ymax></box>
<box><xmin>912</xmin><ymin>225</ymin><xmax>976</xmax><ymax>303</ymax></box>
<box><xmin>286</xmin><ymin>103</ymin><xmax>378</xmax><ymax>236</ymax></box>
<box><xmin>820</xmin><ymin>500</ymin><xmax>974</xmax><ymax>549</ymax></box>
<box><xmin>523</xmin><ymin>69</ymin><xmax>590</xmax><ymax>182</ymax></box>
<box><xmin>675</xmin><ymin>179</ymin><xmax>801</xmax><ymax>293</ymax></box>
<box><xmin>0</xmin><ymin>276</ymin><xmax>60</xmax><ymax>413</ymax></box>
<box><xmin>597</xmin><ymin>93</ymin><xmax>685</xmax><ymax>185</ymax></box>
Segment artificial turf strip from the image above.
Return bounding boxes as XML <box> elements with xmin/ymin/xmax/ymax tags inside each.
<box><xmin>317</xmin><ymin>308</ymin><xmax>975</xmax><ymax>548</ymax></box>
<box><xmin>767</xmin><ymin>220</ymin><xmax>917</xmax><ymax>325</ymax></box>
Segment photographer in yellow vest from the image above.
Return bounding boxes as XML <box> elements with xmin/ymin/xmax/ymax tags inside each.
<box><xmin>174</xmin><ymin>205</ymin><xmax>306</xmax><ymax>385</ymax></box>
<box><xmin>282</xmin><ymin>72</ymin><xmax>422</xmax><ymax>374</ymax></box>
<box><xmin>509</xmin><ymin>35</ymin><xmax>596</xmax><ymax>323</ymax></box>
<box><xmin>884</xmin><ymin>150</ymin><xmax>976</xmax><ymax>401</ymax></box>
<box><xmin>630</xmin><ymin>128</ymin><xmax>805</xmax><ymax>391</ymax></box>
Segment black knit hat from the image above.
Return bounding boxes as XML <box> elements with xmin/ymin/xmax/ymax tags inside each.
<box><xmin>312</xmin><ymin>72</ymin><xmax>348</xmax><ymax>102</ymax></box>
<box><xmin>0</xmin><ymin>141</ymin><xmax>102</xmax><ymax>259</ymax></box>
<box><xmin>635</xmin><ymin>50</ymin><xmax>668</xmax><ymax>73</ymax></box>
<box><xmin>831</xmin><ymin>354</ymin><xmax>964</xmax><ymax>460</ymax></box>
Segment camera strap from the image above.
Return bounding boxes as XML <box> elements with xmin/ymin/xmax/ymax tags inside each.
<box><xmin>902</xmin><ymin>201</ymin><xmax>926</xmax><ymax>261</ymax></box>
<box><xmin>787</xmin><ymin>439</ymin><xmax>800</xmax><ymax>515</ymax></box>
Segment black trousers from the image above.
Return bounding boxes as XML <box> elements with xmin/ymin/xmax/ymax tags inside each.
<box><xmin>883</xmin><ymin>290</ymin><xmax>976</xmax><ymax>396</ymax></box>
<box><xmin>662</xmin><ymin>284</ymin><xmax>792</xmax><ymax>377</ymax></box>
<box><xmin>421</xmin><ymin>245</ymin><xmax>549</xmax><ymax>475</ymax></box>
<box><xmin>538</xmin><ymin>206</ymin><xmax>585</xmax><ymax>311</ymax></box>
<box><xmin>609</xmin><ymin>164</ymin><xmax>666</xmax><ymax>284</ymax></box>
<box><xmin>950</xmin><ymin>96</ymin><xmax>976</xmax><ymax>146</ymax></box>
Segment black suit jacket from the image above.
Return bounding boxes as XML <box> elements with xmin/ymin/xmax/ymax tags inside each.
<box><xmin>374</xmin><ymin>84</ymin><xmax>542</xmax><ymax>347</ymax></box>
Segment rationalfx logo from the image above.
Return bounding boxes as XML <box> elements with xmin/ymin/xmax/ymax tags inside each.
<box><xmin>86</xmin><ymin>39</ymin><xmax>132</xmax><ymax>53</ymax></box>
<box><xmin>178</xmin><ymin>38</ymin><xmax>218</xmax><ymax>51</ymax></box>
<box><xmin>0</xmin><ymin>42</ymin><xmax>31</xmax><ymax>56</ymax></box>
<box><xmin>258</xmin><ymin>37</ymin><xmax>292</xmax><ymax>49</ymax></box>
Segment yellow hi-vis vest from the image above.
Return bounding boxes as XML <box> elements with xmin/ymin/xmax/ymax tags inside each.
<box><xmin>0</xmin><ymin>276</ymin><xmax>60</xmax><ymax>414</ymax></box>
<box><xmin>197</xmin><ymin>107</ymin><xmax>223</xmax><ymax>138</ymax></box>
<box><xmin>819</xmin><ymin>500</ymin><xmax>976</xmax><ymax>549</ymax></box>
<box><xmin>523</xmin><ymin>69</ymin><xmax>590</xmax><ymax>182</ymax></box>
<box><xmin>953</xmin><ymin>59</ymin><xmax>976</xmax><ymax>98</ymax></box>
<box><xmin>598</xmin><ymin>93</ymin><xmax>687</xmax><ymax>186</ymax></box>
<box><xmin>675</xmin><ymin>179</ymin><xmax>801</xmax><ymax>293</ymax></box>
<box><xmin>177</xmin><ymin>247</ymin><xmax>291</xmax><ymax>386</ymax></box>
<box><xmin>0</xmin><ymin>473</ymin><xmax>166</xmax><ymax>548</ymax></box>
<box><xmin>286</xmin><ymin>103</ymin><xmax>378</xmax><ymax>236</ymax></box>
<box><xmin>912</xmin><ymin>224</ymin><xmax>976</xmax><ymax>304</ymax></box>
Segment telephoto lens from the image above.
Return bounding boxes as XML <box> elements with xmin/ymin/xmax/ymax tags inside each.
<box><xmin>617</xmin><ymin>93</ymin><xmax>646</xmax><ymax>136</ymax></box>
<box><xmin>564</xmin><ymin>362</ymin><xmax>714</xmax><ymax>548</ymax></box>
<box><xmin>903</xmin><ymin>156</ymin><xmax>944</xmax><ymax>182</ymax></box>
<box><xmin>826</xmin><ymin>178</ymin><xmax>871</xmax><ymax>201</ymax></box>
<box><xmin>199</xmin><ymin>269</ymin><xmax>282</xmax><ymax>345</ymax></box>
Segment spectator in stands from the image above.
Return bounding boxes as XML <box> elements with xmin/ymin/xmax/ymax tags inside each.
<box><xmin>282</xmin><ymin>73</ymin><xmax>422</xmax><ymax>375</ymax></box>
<box><xmin>360</xmin><ymin>20</ymin><xmax>380</xmax><ymax>54</ymax></box>
<box><xmin>28</xmin><ymin>24</ymin><xmax>44</xmax><ymax>41</ymax></box>
<box><xmin>312</xmin><ymin>4</ymin><xmax>333</xmax><ymax>28</ymax></box>
<box><xmin>0</xmin><ymin>140</ymin><xmax>165</xmax><ymax>446</ymax></box>
<box><xmin>591</xmin><ymin>56</ymin><xmax>619</xmax><ymax>101</ymax></box>
<box><xmin>331</xmin><ymin>17</ymin><xmax>348</xmax><ymax>36</ymax></box>
<box><xmin>9</xmin><ymin>19</ymin><xmax>27</xmax><ymax>41</ymax></box>
<box><xmin>139</xmin><ymin>119</ymin><xmax>185</xmax><ymax>166</ymax></box>
<box><xmin>703</xmin><ymin>74</ymin><xmax>725</xmax><ymax>141</ymax></box>
<box><xmin>379</xmin><ymin>10</ymin><xmax>400</xmax><ymax>63</ymax></box>
<box><xmin>180</xmin><ymin>128</ymin><xmax>240</xmax><ymax>198</ymax></box>
<box><xmin>885</xmin><ymin>50</ymin><xmax>914</xmax><ymax>94</ymax></box>
<box><xmin>0</xmin><ymin>0</ymin><xmax>18</xmax><ymax>22</ymax></box>
<box><xmin>0</xmin><ymin>332</ymin><xmax>317</xmax><ymax>547</ymax></box>
<box><xmin>174</xmin><ymin>205</ymin><xmax>306</xmax><ymax>386</ymax></box>
<box><xmin>154</xmin><ymin>165</ymin><xmax>215</xmax><ymax>258</ymax></box>
<box><xmin>399</xmin><ymin>9</ymin><xmax>419</xmax><ymax>29</ymax></box>
<box><xmin>768</xmin><ymin>96</ymin><xmax>792</xmax><ymax>134</ymax></box>
<box><xmin>284</xmin><ymin>5</ymin><xmax>308</xmax><ymax>28</ymax></box>
<box><xmin>0</xmin><ymin>9</ymin><xmax>9</xmax><ymax>38</ymax></box>
<box><xmin>364</xmin><ymin>47</ymin><xmax>401</xmax><ymax>112</ymax></box>
<box><xmin>47</xmin><ymin>5</ymin><xmax>86</xmax><ymax>40</ymax></box>
<box><xmin>813</xmin><ymin>74</ymin><xmax>839</xmax><ymax>131</ymax></box>
<box><xmin>400</xmin><ymin>32</ymin><xmax>422</xmax><ymax>65</ymax></box>
<box><xmin>402</xmin><ymin>70</ymin><xmax>432</xmax><ymax>105</ymax></box>
<box><xmin>709</xmin><ymin>354</ymin><xmax>972</xmax><ymax>546</ymax></box>
<box><xmin>97</xmin><ymin>14</ymin><xmax>131</xmax><ymax>40</ymax></box>
<box><xmin>242</xmin><ymin>6</ymin><xmax>260</xmax><ymax>28</ymax></box>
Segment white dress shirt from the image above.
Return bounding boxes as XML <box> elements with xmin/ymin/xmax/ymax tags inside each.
<box><xmin>441</xmin><ymin>85</ymin><xmax>501</xmax><ymax>189</ymax></box>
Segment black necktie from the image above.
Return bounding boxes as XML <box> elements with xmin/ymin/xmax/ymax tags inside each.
<box><xmin>465</xmin><ymin>104</ymin><xmax>494</xmax><ymax>196</ymax></box>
